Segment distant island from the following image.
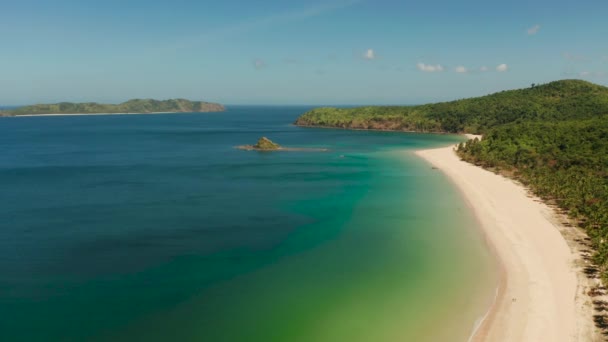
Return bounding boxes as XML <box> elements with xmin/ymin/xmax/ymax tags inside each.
<box><xmin>237</xmin><ymin>137</ymin><xmax>328</xmax><ymax>152</ymax></box>
<box><xmin>0</xmin><ymin>98</ymin><xmax>225</xmax><ymax>116</ymax></box>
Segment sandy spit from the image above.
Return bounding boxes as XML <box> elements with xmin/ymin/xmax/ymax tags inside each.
<box><xmin>415</xmin><ymin>142</ymin><xmax>597</xmax><ymax>341</ymax></box>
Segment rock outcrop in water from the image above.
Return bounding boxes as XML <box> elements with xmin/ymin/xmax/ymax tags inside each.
<box><xmin>237</xmin><ymin>137</ymin><xmax>282</xmax><ymax>151</ymax></box>
<box><xmin>254</xmin><ymin>137</ymin><xmax>281</xmax><ymax>150</ymax></box>
<box><xmin>236</xmin><ymin>137</ymin><xmax>328</xmax><ymax>152</ymax></box>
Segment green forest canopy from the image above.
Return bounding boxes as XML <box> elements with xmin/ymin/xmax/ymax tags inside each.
<box><xmin>457</xmin><ymin>117</ymin><xmax>608</xmax><ymax>280</ymax></box>
<box><xmin>295</xmin><ymin>80</ymin><xmax>608</xmax><ymax>133</ymax></box>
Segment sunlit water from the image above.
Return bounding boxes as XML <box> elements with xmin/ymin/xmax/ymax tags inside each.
<box><xmin>0</xmin><ymin>107</ymin><xmax>497</xmax><ymax>341</ymax></box>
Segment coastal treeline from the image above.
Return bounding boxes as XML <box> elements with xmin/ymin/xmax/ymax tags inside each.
<box><xmin>457</xmin><ymin>118</ymin><xmax>608</xmax><ymax>279</ymax></box>
<box><xmin>1</xmin><ymin>99</ymin><xmax>225</xmax><ymax>116</ymax></box>
<box><xmin>295</xmin><ymin>80</ymin><xmax>608</xmax><ymax>133</ymax></box>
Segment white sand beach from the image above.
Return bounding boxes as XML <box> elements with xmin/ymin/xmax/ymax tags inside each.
<box><xmin>416</xmin><ymin>139</ymin><xmax>597</xmax><ymax>341</ymax></box>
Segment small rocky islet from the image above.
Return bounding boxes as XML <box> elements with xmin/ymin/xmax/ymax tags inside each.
<box><xmin>236</xmin><ymin>137</ymin><xmax>327</xmax><ymax>152</ymax></box>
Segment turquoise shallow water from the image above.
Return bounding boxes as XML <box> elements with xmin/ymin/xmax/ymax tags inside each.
<box><xmin>0</xmin><ymin>107</ymin><xmax>496</xmax><ymax>341</ymax></box>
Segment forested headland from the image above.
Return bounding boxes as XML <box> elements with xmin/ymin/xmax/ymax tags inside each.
<box><xmin>0</xmin><ymin>98</ymin><xmax>225</xmax><ymax>116</ymax></box>
<box><xmin>295</xmin><ymin>80</ymin><xmax>608</xmax><ymax>134</ymax></box>
<box><xmin>296</xmin><ymin>79</ymin><xmax>608</xmax><ymax>281</ymax></box>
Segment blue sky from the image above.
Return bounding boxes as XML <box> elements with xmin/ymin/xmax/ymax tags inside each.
<box><xmin>1</xmin><ymin>0</ymin><xmax>607</xmax><ymax>105</ymax></box>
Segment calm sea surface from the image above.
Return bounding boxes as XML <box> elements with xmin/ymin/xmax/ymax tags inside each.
<box><xmin>0</xmin><ymin>107</ymin><xmax>496</xmax><ymax>341</ymax></box>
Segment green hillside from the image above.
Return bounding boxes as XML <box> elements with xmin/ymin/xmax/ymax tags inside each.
<box><xmin>1</xmin><ymin>98</ymin><xmax>225</xmax><ymax>116</ymax></box>
<box><xmin>295</xmin><ymin>80</ymin><xmax>608</xmax><ymax>133</ymax></box>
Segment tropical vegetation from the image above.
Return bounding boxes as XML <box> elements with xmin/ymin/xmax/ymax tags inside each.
<box><xmin>457</xmin><ymin>118</ymin><xmax>608</xmax><ymax>279</ymax></box>
<box><xmin>295</xmin><ymin>80</ymin><xmax>608</xmax><ymax>134</ymax></box>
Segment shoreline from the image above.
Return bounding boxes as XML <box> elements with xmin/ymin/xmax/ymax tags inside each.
<box><xmin>6</xmin><ymin>111</ymin><xmax>223</xmax><ymax>117</ymax></box>
<box><xmin>293</xmin><ymin>123</ymin><xmax>457</xmax><ymax>135</ymax></box>
<box><xmin>415</xmin><ymin>141</ymin><xmax>597</xmax><ymax>341</ymax></box>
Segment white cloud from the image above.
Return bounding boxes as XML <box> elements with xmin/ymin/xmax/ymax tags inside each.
<box><xmin>579</xmin><ymin>71</ymin><xmax>591</xmax><ymax>77</ymax></box>
<box><xmin>480</xmin><ymin>66</ymin><xmax>489</xmax><ymax>72</ymax></box>
<box><xmin>253</xmin><ymin>59</ymin><xmax>266</xmax><ymax>70</ymax></box>
<box><xmin>496</xmin><ymin>64</ymin><xmax>509</xmax><ymax>72</ymax></box>
<box><xmin>455</xmin><ymin>66</ymin><xmax>468</xmax><ymax>73</ymax></box>
<box><xmin>527</xmin><ymin>24</ymin><xmax>541</xmax><ymax>35</ymax></box>
<box><xmin>363</xmin><ymin>49</ymin><xmax>376</xmax><ymax>60</ymax></box>
<box><xmin>417</xmin><ymin>63</ymin><xmax>444</xmax><ymax>72</ymax></box>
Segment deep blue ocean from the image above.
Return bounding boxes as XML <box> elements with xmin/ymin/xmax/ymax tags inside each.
<box><xmin>0</xmin><ymin>107</ymin><xmax>496</xmax><ymax>341</ymax></box>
